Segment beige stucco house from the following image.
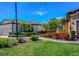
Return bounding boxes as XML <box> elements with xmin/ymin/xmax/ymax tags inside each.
<box><xmin>0</xmin><ymin>19</ymin><xmax>44</xmax><ymax>36</ymax></box>
<box><xmin>64</xmin><ymin>8</ymin><xmax>79</xmax><ymax>37</ymax></box>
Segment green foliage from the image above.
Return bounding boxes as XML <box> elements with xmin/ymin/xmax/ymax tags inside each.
<box><xmin>38</xmin><ymin>30</ymin><xmax>47</xmax><ymax>34</ymax></box>
<box><xmin>42</xmin><ymin>18</ymin><xmax>65</xmax><ymax>32</ymax></box>
<box><xmin>8</xmin><ymin>34</ymin><xmax>26</xmax><ymax>37</ymax></box>
<box><xmin>42</xmin><ymin>23</ymin><xmax>49</xmax><ymax>30</ymax></box>
<box><xmin>71</xmin><ymin>31</ymin><xmax>75</xmax><ymax>37</ymax></box>
<box><xmin>18</xmin><ymin>38</ymin><xmax>27</xmax><ymax>43</ymax></box>
<box><xmin>19</xmin><ymin>23</ymin><xmax>33</xmax><ymax>32</ymax></box>
<box><xmin>0</xmin><ymin>38</ymin><xmax>17</xmax><ymax>48</ymax></box>
<box><xmin>22</xmin><ymin>32</ymin><xmax>37</xmax><ymax>36</ymax></box>
<box><xmin>30</xmin><ymin>35</ymin><xmax>39</xmax><ymax>41</ymax></box>
<box><xmin>9</xmin><ymin>32</ymin><xmax>38</xmax><ymax>37</ymax></box>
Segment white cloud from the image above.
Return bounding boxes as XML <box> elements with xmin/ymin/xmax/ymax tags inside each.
<box><xmin>56</xmin><ymin>17</ymin><xmax>64</xmax><ymax>19</ymax></box>
<box><xmin>35</xmin><ymin>11</ymin><xmax>47</xmax><ymax>16</ymax></box>
<box><xmin>32</xmin><ymin>8</ymin><xmax>48</xmax><ymax>16</ymax></box>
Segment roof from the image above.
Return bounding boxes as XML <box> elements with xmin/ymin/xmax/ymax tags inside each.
<box><xmin>26</xmin><ymin>22</ymin><xmax>41</xmax><ymax>25</ymax></box>
<box><xmin>0</xmin><ymin>19</ymin><xmax>41</xmax><ymax>25</ymax></box>
<box><xmin>66</xmin><ymin>8</ymin><xmax>79</xmax><ymax>21</ymax></box>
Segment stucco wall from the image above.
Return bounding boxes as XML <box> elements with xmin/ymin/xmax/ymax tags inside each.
<box><xmin>0</xmin><ymin>24</ymin><xmax>12</xmax><ymax>36</ymax></box>
<box><xmin>71</xmin><ymin>14</ymin><xmax>79</xmax><ymax>35</ymax></box>
<box><xmin>33</xmin><ymin>25</ymin><xmax>44</xmax><ymax>32</ymax></box>
<box><xmin>12</xmin><ymin>24</ymin><xmax>20</xmax><ymax>33</ymax></box>
<box><xmin>64</xmin><ymin>20</ymin><xmax>71</xmax><ymax>35</ymax></box>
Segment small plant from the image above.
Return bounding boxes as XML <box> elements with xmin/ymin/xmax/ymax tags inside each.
<box><xmin>18</xmin><ymin>38</ymin><xmax>27</xmax><ymax>43</ymax></box>
<box><xmin>30</xmin><ymin>35</ymin><xmax>39</xmax><ymax>41</ymax></box>
<box><xmin>71</xmin><ymin>31</ymin><xmax>75</xmax><ymax>37</ymax></box>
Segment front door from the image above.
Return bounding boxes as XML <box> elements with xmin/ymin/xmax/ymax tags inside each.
<box><xmin>76</xmin><ymin>21</ymin><xmax>79</xmax><ymax>36</ymax></box>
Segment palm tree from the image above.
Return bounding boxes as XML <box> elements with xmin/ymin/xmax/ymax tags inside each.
<box><xmin>48</xmin><ymin>18</ymin><xmax>59</xmax><ymax>32</ymax></box>
<box><xmin>42</xmin><ymin>23</ymin><xmax>49</xmax><ymax>30</ymax></box>
<box><xmin>57</xmin><ymin>18</ymin><xmax>65</xmax><ymax>32</ymax></box>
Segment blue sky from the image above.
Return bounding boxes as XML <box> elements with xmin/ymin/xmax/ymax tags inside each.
<box><xmin>0</xmin><ymin>2</ymin><xmax>79</xmax><ymax>23</ymax></box>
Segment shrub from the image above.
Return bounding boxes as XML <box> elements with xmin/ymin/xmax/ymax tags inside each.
<box><xmin>8</xmin><ymin>34</ymin><xmax>26</xmax><ymax>37</ymax></box>
<box><xmin>71</xmin><ymin>31</ymin><xmax>75</xmax><ymax>37</ymax></box>
<box><xmin>58</xmin><ymin>32</ymin><xmax>69</xmax><ymax>40</ymax></box>
<box><xmin>30</xmin><ymin>35</ymin><xmax>39</xmax><ymax>41</ymax></box>
<box><xmin>38</xmin><ymin>30</ymin><xmax>47</xmax><ymax>34</ymax></box>
<box><xmin>41</xmin><ymin>34</ymin><xmax>48</xmax><ymax>38</ymax></box>
<box><xmin>51</xmin><ymin>32</ymin><xmax>59</xmax><ymax>39</ymax></box>
<box><xmin>41</xmin><ymin>32</ymin><xmax>69</xmax><ymax>40</ymax></box>
<box><xmin>21</xmin><ymin>32</ymin><xmax>37</xmax><ymax>37</ymax></box>
<box><xmin>0</xmin><ymin>38</ymin><xmax>17</xmax><ymax>48</ymax></box>
<box><xmin>18</xmin><ymin>38</ymin><xmax>27</xmax><ymax>43</ymax></box>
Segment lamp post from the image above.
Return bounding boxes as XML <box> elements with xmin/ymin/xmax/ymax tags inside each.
<box><xmin>15</xmin><ymin>2</ymin><xmax>18</xmax><ymax>40</ymax></box>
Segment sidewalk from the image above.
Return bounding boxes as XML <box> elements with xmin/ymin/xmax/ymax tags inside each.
<box><xmin>39</xmin><ymin>37</ymin><xmax>79</xmax><ymax>44</ymax></box>
<box><xmin>0</xmin><ymin>36</ymin><xmax>8</xmax><ymax>38</ymax></box>
<box><xmin>0</xmin><ymin>36</ymin><xmax>79</xmax><ymax>44</ymax></box>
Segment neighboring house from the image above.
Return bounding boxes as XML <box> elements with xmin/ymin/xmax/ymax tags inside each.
<box><xmin>64</xmin><ymin>8</ymin><xmax>79</xmax><ymax>37</ymax></box>
<box><xmin>26</xmin><ymin>22</ymin><xmax>44</xmax><ymax>32</ymax></box>
<box><xmin>0</xmin><ymin>19</ymin><xmax>44</xmax><ymax>36</ymax></box>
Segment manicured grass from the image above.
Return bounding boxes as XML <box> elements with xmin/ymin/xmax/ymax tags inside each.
<box><xmin>0</xmin><ymin>41</ymin><xmax>79</xmax><ymax>56</ymax></box>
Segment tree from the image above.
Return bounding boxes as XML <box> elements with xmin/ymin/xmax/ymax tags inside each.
<box><xmin>42</xmin><ymin>23</ymin><xmax>49</xmax><ymax>30</ymax></box>
<box><xmin>19</xmin><ymin>23</ymin><xmax>33</xmax><ymax>32</ymax></box>
<box><xmin>42</xmin><ymin>18</ymin><xmax>65</xmax><ymax>32</ymax></box>
<box><xmin>48</xmin><ymin>18</ymin><xmax>59</xmax><ymax>32</ymax></box>
<box><xmin>56</xmin><ymin>18</ymin><xmax>65</xmax><ymax>32</ymax></box>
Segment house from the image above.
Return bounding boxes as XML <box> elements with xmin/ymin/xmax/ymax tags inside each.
<box><xmin>64</xmin><ymin>8</ymin><xmax>79</xmax><ymax>37</ymax></box>
<box><xmin>0</xmin><ymin>19</ymin><xmax>44</xmax><ymax>36</ymax></box>
<box><xmin>25</xmin><ymin>22</ymin><xmax>44</xmax><ymax>32</ymax></box>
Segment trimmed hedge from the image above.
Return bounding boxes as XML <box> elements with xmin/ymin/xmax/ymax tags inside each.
<box><xmin>8</xmin><ymin>35</ymin><xmax>26</xmax><ymax>37</ymax></box>
<box><xmin>0</xmin><ymin>38</ymin><xmax>17</xmax><ymax>48</ymax></box>
<box><xmin>30</xmin><ymin>35</ymin><xmax>39</xmax><ymax>41</ymax></box>
<box><xmin>23</xmin><ymin>32</ymin><xmax>38</xmax><ymax>36</ymax></box>
<box><xmin>9</xmin><ymin>32</ymin><xmax>38</xmax><ymax>37</ymax></box>
<box><xmin>38</xmin><ymin>30</ymin><xmax>47</xmax><ymax>34</ymax></box>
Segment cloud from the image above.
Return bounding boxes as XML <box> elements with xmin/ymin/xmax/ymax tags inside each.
<box><xmin>35</xmin><ymin>11</ymin><xmax>47</xmax><ymax>16</ymax></box>
<box><xmin>32</xmin><ymin>8</ymin><xmax>48</xmax><ymax>16</ymax></box>
<box><xmin>56</xmin><ymin>17</ymin><xmax>64</xmax><ymax>19</ymax></box>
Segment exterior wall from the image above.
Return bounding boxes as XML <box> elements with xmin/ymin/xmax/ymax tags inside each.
<box><xmin>64</xmin><ymin>21</ymin><xmax>68</xmax><ymax>32</ymax></box>
<box><xmin>68</xmin><ymin>20</ymin><xmax>71</xmax><ymax>35</ymax></box>
<box><xmin>64</xmin><ymin>20</ymin><xmax>71</xmax><ymax>34</ymax></box>
<box><xmin>36</xmin><ymin>25</ymin><xmax>45</xmax><ymax>31</ymax></box>
<box><xmin>0</xmin><ymin>24</ymin><xmax>12</xmax><ymax>36</ymax></box>
<box><xmin>71</xmin><ymin>14</ymin><xmax>79</xmax><ymax>35</ymax></box>
<box><xmin>65</xmin><ymin>13</ymin><xmax>79</xmax><ymax>36</ymax></box>
<box><xmin>12</xmin><ymin>24</ymin><xmax>20</xmax><ymax>34</ymax></box>
<box><xmin>33</xmin><ymin>25</ymin><xmax>44</xmax><ymax>32</ymax></box>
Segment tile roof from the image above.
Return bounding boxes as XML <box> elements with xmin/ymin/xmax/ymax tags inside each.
<box><xmin>0</xmin><ymin>19</ymin><xmax>41</xmax><ymax>25</ymax></box>
<box><xmin>66</xmin><ymin>8</ymin><xmax>79</xmax><ymax>21</ymax></box>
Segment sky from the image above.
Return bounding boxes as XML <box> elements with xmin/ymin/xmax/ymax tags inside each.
<box><xmin>0</xmin><ymin>2</ymin><xmax>79</xmax><ymax>23</ymax></box>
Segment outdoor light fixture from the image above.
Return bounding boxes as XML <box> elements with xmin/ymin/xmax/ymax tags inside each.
<box><xmin>15</xmin><ymin>2</ymin><xmax>18</xmax><ymax>40</ymax></box>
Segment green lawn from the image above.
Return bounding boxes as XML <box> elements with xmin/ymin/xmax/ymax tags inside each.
<box><xmin>0</xmin><ymin>41</ymin><xmax>79</xmax><ymax>56</ymax></box>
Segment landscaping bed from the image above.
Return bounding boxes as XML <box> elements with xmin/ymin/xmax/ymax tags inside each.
<box><xmin>40</xmin><ymin>32</ymin><xmax>70</xmax><ymax>40</ymax></box>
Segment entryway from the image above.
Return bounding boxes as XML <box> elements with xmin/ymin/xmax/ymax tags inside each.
<box><xmin>76</xmin><ymin>21</ymin><xmax>79</xmax><ymax>36</ymax></box>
